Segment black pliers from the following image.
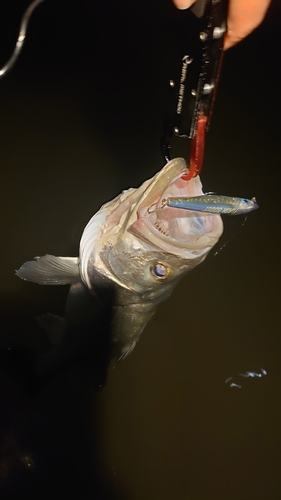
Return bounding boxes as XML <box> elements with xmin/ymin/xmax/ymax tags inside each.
<box><xmin>162</xmin><ymin>0</ymin><xmax>229</xmax><ymax>179</ymax></box>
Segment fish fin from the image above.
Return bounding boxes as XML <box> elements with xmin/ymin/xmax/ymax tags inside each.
<box><xmin>36</xmin><ymin>313</ymin><xmax>65</xmax><ymax>347</ymax></box>
<box><xmin>117</xmin><ymin>341</ymin><xmax>137</xmax><ymax>361</ymax></box>
<box><xmin>16</xmin><ymin>255</ymin><xmax>79</xmax><ymax>285</ymax></box>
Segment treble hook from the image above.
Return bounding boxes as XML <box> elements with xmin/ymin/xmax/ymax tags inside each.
<box><xmin>0</xmin><ymin>0</ymin><xmax>45</xmax><ymax>79</ymax></box>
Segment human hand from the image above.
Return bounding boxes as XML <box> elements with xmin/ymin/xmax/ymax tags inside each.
<box><xmin>172</xmin><ymin>0</ymin><xmax>271</xmax><ymax>49</ymax></box>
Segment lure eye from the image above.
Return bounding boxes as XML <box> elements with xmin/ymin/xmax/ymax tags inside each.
<box><xmin>151</xmin><ymin>263</ymin><xmax>170</xmax><ymax>280</ymax></box>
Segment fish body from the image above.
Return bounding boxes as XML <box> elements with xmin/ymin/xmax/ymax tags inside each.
<box><xmin>164</xmin><ymin>194</ymin><xmax>259</xmax><ymax>215</ymax></box>
<box><xmin>16</xmin><ymin>158</ymin><xmax>223</xmax><ymax>360</ymax></box>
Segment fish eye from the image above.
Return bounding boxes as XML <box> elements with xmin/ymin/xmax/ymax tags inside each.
<box><xmin>242</xmin><ymin>198</ymin><xmax>249</xmax><ymax>203</ymax></box>
<box><xmin>150</xmin><ymin>263</ymin><xmax>170</xmax><ymax>280</ymax></box>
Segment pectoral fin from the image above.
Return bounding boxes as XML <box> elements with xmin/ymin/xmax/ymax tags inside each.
<box><xmin>16</xmin><ymin>255</ymin><xmax>80</xmax><ymax>285</ymax></box>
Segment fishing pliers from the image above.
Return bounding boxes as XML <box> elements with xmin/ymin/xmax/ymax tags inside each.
<box><xmin>162</xmin><ymin>0</ymin><xmax>229</xmax><ymax>179</ymax></box>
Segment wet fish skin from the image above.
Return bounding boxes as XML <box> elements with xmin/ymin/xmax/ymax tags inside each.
<box><xmin>16</xmin><ymin>158</ymin><xmax>223</xmax><ymax>360</ymax></box>
<box><xmin>164</xmin><ymin>194</ymin><xmax>259</xmax><ymax>215</ymax></box>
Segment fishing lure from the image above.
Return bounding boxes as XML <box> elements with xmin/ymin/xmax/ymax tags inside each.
<box><xmin>161</xmin><ymin>194</ymin><xmax>259</xmax><ymax>216</ymax></box>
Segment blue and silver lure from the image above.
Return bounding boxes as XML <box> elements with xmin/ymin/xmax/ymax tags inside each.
<box><xmin>161</xmin><ymin>194</ymin><xmax>259</xmax><ymax>215</ymax></box>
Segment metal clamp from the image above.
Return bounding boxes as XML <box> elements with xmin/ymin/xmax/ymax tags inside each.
<box><xmin>162</xmin><ymin>0</ymin><xmax>229</xmax><ymax>170</ymax></box>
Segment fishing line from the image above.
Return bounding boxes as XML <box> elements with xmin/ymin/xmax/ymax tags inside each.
<box><xmin>211</xmin><ymin>214</ymin><xmax>248</xmax><ymax>258</ymax></box>
<box><xmin>0</xmin><ymin>0</ymin><xmax>45</xmax><ymax>79</ymax></box>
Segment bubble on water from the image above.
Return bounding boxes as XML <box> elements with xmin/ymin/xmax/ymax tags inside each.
<box><xmin>225</xmin><ymin>368</ymin><xmax>267</xmax><ymax>388</ymax></box>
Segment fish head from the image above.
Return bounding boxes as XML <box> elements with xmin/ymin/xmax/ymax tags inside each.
<box><xmin>81</xmin><ymin>158</ymin><xmax>223</xmax><ymax>301</ymax></box>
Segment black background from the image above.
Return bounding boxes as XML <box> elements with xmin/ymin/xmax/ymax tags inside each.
<box><xmin>0</xmin><ymin>1</ymin><xmax>281</xmax><ymax>498</ymax></box>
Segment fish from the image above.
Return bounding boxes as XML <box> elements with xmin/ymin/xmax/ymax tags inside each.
<box><xmin>162</xmin><ymin>194</ymin><xmax>259</xmax><ymax>215</ymax></box>
<box><xmin>16</xmin><ymin>158</ymin><xmax>223</xmax><ymax>360</ymax></box>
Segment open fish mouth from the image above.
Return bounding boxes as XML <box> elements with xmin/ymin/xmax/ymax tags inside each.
<box><xmin>129</xmin><ymin>158</ymin><xmax>223</xmax><ymax>254</ymax></box>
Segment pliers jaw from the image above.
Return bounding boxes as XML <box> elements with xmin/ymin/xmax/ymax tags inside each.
<box><xmin>162</xmin><ymin>0</ymin><xmax>228</xmax><ymax>178</ymax></box>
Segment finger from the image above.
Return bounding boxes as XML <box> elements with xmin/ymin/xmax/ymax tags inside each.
<box><xmin>224</xmin><ymin>0</ymin><xmax>271</xmax><ymax>49</ymax></box>
<box><xmin>172</xmin><ymin>0</ymin><xmax>196</xmax><ymax>9</ymax></box>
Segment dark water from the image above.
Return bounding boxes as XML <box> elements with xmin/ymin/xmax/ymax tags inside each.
<box><xmin>1</xmin><ymin>0</ymin><xmax>281</xmax><ymax>498</ymax></box>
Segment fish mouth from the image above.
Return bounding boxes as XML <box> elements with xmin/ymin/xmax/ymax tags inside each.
<box><xmin>128</xmin><ymin>158</ymin><xmax>223</xmax><ymax>255</ymax></box>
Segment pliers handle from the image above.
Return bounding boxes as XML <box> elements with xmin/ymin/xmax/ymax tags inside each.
<box><xmin>162</xmin><ymin>0</ymin><xmax>229</xmax><ymax>179</ymax></box>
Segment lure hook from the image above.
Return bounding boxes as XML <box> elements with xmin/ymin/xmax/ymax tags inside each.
<box><xmin>0</xmin><ymin>0</ymin><xmax>45</xmax><ymax>79</ymax></box>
